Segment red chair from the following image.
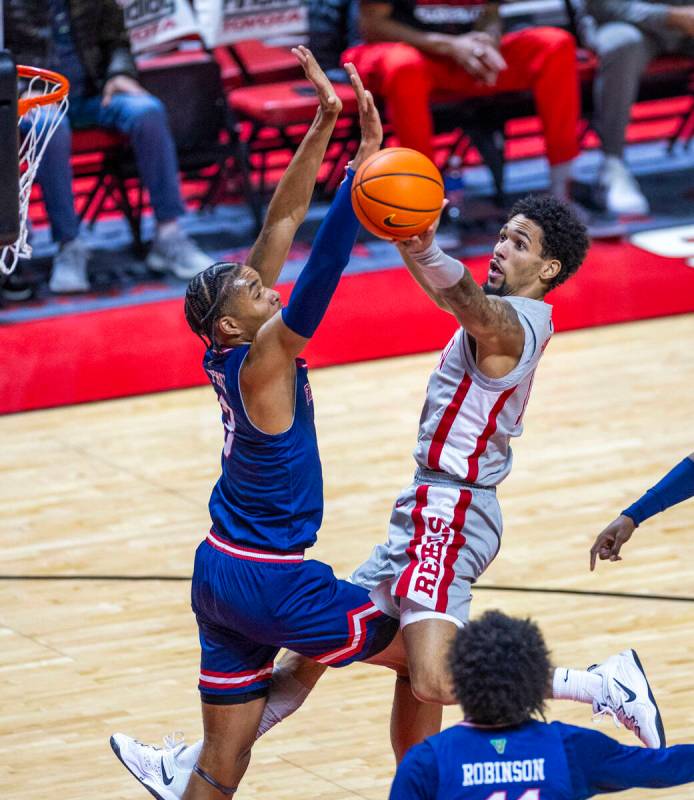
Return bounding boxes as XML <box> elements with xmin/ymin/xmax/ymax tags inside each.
<box><xmin>226</xmin><ymin>73</ymin><xmax>361</xmax><ymax>213</ymax></box>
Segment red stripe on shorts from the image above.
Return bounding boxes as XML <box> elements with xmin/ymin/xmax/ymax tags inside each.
<box><xmin>464</xmin><ymin>386</ymin><xmax>517</xmax><ymax>483</ymax></box>
<box><xmin>315</xmin><ymin>602</ymin><xmax>383</xmax><ymax>665</ymax></box>
<box><xmin>199</xmin><ymin>662</ymin><xmax>274</xmax><ymax>689</ymax></box>
<box><xmin>395</xmin><ymin>484</ymin><xmax>430</xmax><ymax>598</ymax></box>
<box><xmin>435</xmin><ymin>489</ymin><xmax>472</xmax><ymax>613</ymax></box>
<box><xmin>427</xmin><ymin>373</ymin><xmax>473</xmax><ymax>470</ymax></box>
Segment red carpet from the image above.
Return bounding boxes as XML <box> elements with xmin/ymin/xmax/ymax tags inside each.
<box><xmin>3</xmin><ymin>239</ymin><xmax>694</xmax><ymax>414</ymax></box>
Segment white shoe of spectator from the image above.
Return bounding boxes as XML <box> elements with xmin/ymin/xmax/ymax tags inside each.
<box><xmin>49</xmin><ymin>238</ymin><xmax>90</xmax><ymax>294</ymax></box>
<box><xmin>599</xmin><ymin>156</ymin><xmax>650</xmax><ymax>216</ymax></box>
<box><xmin>147</xmin><ymin>225</ymin><xmax>211</xmax><ymax>280</ymax></box>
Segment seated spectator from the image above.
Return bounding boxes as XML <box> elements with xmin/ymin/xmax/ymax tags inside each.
<box><xmin>309</xmin><ymin>0</ymin><xmax>361</xmax><ymax>81</ymax></box>
<box><xmin>585</xmin><ymin>0</ymin><xmax>694</xmax><ymax>215</ymax></box>
<box><xmin>5</xmin><ymin>0</ymin><xmax>210</xmax><ymax>295</ymax></box>
<box><xmin>341</xmin><ymin>0</ymin><xmax>582</xmax><ymax>203</ymax></box>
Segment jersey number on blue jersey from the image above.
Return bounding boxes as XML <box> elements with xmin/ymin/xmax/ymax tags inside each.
<box><xmin>216</xmin><ymin>390</ymin><xmax>236</xmax><ymax>458</ymax></box>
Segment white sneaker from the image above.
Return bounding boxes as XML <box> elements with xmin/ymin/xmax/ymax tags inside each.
<box><xmin>589</xmin><ymin>649</ymin><xmax>665</xmax><ymax>748</ymax></box>
<box><xmin>49</xmin><ymin>239</ymin><xmax>90</xmax><ymax>294</ymax></box>
<box><xmin>598</xmin><ymin>157</ymin><xmax>650</xmax><ymax>216</ymax></box>
<box><xmin>110</xmin><ymin>732</ymin><xmax>192</xmax><ymax>800</ymax></box>
<box><xmin>146</xmin><ymin>227</ymin><xmax>210</xmax><ymax>280</ymax></box>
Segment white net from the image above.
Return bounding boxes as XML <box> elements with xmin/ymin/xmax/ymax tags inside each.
<box><xmin>1</xmin><ymin>69</ymin><xmax>69</xmax><ymax>276</ymax></box>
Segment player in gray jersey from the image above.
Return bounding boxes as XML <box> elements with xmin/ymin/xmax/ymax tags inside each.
<box><xmin>351</xmin><ymin>197</ymin><xmax>604</xmax><ymax>714</ymax></box>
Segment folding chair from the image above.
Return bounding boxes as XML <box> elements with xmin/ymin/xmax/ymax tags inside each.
<box><xmin>81</xmin><ymin>49</ymin><xmax>261</xmax><ymax>253</ymax></box>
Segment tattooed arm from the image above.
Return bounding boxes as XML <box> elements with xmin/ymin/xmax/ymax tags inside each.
<box><xmin>438</xmin><ymin>272</ymin><xmax>524</xmax><ymax>359</ymax></box>
<box><xmin>396</xmin><ymin>238</ymin><xmax>525</xmax><ymax>377</ymax></box>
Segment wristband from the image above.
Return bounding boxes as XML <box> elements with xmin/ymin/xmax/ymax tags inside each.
<box><xmin>414</xmin><ymin>241</ymin><xmax>465</xmax><ymax>289</ymax></box>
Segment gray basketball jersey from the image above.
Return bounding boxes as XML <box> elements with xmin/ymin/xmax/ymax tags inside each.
<box><xmin>413</xmin><ymin>296</ymin><xmax>553</xmax><ymax>486</ymax></box>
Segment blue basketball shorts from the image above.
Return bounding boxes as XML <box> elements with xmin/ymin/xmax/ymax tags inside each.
<box><xmin>191</xmin><ymin>531</ymin><xmax>399</xmax><ymax>704</ymax></box>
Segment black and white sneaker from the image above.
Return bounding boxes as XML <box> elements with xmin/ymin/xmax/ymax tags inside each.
<box><xmin>589</xmin><ymin>649</ymin><xmax>666</xmax><ymax>748</ymax></box>
<box><xmin>110</xmin><ymin>732</ymin><xmax>190</xmax><ymax>800</ymax></box>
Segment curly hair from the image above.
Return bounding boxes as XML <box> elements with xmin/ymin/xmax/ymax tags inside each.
<box><xmin>508</xmin><ymin>194</ymin><xmax>590</xmax><ymax>290</ymax></box>
<box><xmin>449</xmin><ymin>610</ymin><xmax>552</xmax><ymax>726</ymax></box>
<box><xmin>184</xmin><ymin>261</ymin><xmax>245</xmax><ymax>347</ymax></box>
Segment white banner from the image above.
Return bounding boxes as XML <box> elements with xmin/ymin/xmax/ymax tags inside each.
<box><xmin>119</xmin><ymin>0</ymin><xmax>202</xmax><ymax>54</ymax></box>
<box><xmin>194</xmin><ymin>0</ymin><xmax>307</xmax><ymax>47</ymax></box>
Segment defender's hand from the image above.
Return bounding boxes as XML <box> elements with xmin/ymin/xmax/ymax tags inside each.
<box><xmin>292</xmin><ymin>45</ymin><xmax>342</xmax><ymax>116</ymax></box>
<box><xmin>589</xmin><ymin>515</ymin><xmax>636</xmax><ymax>571</ymax></box>
<box><xmin>345</xmin><ymin>62</ymin><xmax>383</xmax><ymax>171</ymax></box>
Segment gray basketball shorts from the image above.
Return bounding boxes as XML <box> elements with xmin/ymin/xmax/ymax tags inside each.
<box><xmin>350</xmin><ymin>470</ymin><xmax>502</xmax><ymax>625</ymax></box>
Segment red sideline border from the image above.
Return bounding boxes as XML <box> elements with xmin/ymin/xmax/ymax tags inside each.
<box><xmin>2</xmin><ymin>240</ymin><xmax>694</xmax><ymax>414</ymax></box>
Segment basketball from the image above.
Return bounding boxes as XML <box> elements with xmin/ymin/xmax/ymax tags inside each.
<box><xmin>351</xmin><ymin>147</ymin><xmax>445</xmax><ymax>240</ymax></box>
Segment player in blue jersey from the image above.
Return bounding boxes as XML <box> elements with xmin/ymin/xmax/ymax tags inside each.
<box><xmin>390</xmin><ymin>610</ymin><xmax>694</xmax><ymax>800</ymax></box>
<box><xmin>590</xmin><ymin>452</ymin><xmax>694</xmax><ymax>570</ymax></box>
<box><xmin>110</xmin><ymin>51</ymin><xmax>440</xmax><ymax>800</ymax></box>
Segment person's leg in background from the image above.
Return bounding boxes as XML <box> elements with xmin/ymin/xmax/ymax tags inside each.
<box><xmin>495</xmin><ymin>27</ymin><xmax>581</xmax><ymax>203</ymax></box>
<box><xmin>18</xmin><ymin>110</ymin><xmax>90</xmax><ymax>294</ymax></box>
<box><xmin>95</xmin><ymin>92</ymin><xmax>210</xmax><ymax>279</ymax></box>
<box><xmin>592</xmin><ymin>22</ymin><xmax>660</xmax><ymax>214</ymax></box>
<box><xmin>342</xmin><ymin>42</ymin><xmax>438</xmax><ymax>160</ymax></box>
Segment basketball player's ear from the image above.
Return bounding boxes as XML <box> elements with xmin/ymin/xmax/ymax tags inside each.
<box><xmin>540</xmin><ymin>258</ymin><xmax>561</xmax><ymax>284</ymax></box>
<box><xmin>217</xmin><ymin>314</ymin><xmax>243</xmax><ymax>338</ymax></box>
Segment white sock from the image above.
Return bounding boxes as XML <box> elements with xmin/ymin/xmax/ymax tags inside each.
<box><xmin>552</xmin><ymin>667</ymin><xmax>602</xmax><ymax>704</ymax></box>
<box><xmin>549</xmin><ymin>161</ymin><xmax>573</xmax><ymax>202</ymax></box>
<box><xmin>156</xmin><ymin>219</ymin><xmax>179</xmax><ymax>240</ymax></box>
<box><xmin>176</xmin><ymin>665</ymin><xmax>312</xmax><ymax>769</ymax></box>
<box><xmin>176</xmin><ymin>738</ymin><xmax>202</xmax><ymax>770</ymax></box>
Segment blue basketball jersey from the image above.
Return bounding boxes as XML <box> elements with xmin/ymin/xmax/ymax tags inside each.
<box><xmin>203</xmin><ymin>345</ymin><xmax>323</xmax><ymax>552</ymax></box>
<box><xmin>390</xmin><ymin>719</ymin><xmax>694</xmax><ymax>800</ymax></box>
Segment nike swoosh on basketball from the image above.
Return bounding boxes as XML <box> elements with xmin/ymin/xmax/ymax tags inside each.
<box><xmin>614</xmin><ymin>679</ymin><xmax>637</xmax><ymax>703</ymax></box>
<box><xmin>382</xmin><ymin>214</ymin><xmax>418</xmax><ymax>229</ymax></box>
<box><xmin>161</xmin><ymin>760</ymin><xmax>174</xmax><ymax>786</ymax></box>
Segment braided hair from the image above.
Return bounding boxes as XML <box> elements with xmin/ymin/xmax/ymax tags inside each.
<box><xmin>184</xmin><ymin>261</ymin><xmax>245</xmax><ymax>348</ymax></box>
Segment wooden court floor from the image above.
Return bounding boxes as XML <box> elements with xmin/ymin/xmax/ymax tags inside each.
<box><xmin>2</xmin><ymin>313</ymin><xmax>694</xmax><ymax>799</ymax></box>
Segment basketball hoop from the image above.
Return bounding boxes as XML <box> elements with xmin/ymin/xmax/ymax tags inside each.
<box><xmin>0</xmin><ymin>65</ymin><xmax>69</xmax><ymax>275</ymax></box>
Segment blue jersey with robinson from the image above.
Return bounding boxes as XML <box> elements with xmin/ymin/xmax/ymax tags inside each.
<box><xmin>390</xmin><ymin>719</ymin><xmax>694</xmax><ymax>799</ymax></box>
<box><xmin>203</xmin><ymin>344</ymin><xmax>323</xmax><ymax>552</ymax></box>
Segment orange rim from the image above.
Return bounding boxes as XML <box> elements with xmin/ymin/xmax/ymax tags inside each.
<box><xmin>17</xmin><ymin>65</ymin><xmax>70</xmax><ymax>117</ymax></box>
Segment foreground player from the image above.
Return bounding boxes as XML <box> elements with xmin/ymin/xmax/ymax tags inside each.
<box><xmin>110</xmin><ymin>54</ymin><xmax>429</xmax><ymax>800</ymax></box>
<box><xmin>590</xmin><ymin>452</ymin><xmax>694</xmax><ymax>570</ymax></box>
<box><xmin>391</xmin><ymin>610</ymin><xmax>692</xmax><ymax>799</ymax></box>
<box><xmin>113</xmin><ymin>198</ymin><xmax>665</xmax><ymax>798</ymax></box>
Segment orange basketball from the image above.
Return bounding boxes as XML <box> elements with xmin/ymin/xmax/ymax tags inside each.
<box><xmin>351</xmin><ymin>147</ymin><xmax>444</xmax><ymax>240</ymax></box>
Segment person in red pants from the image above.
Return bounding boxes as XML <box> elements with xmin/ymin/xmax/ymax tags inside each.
<box><xmin>342</xmin><ymin>0</ymin><xmax>581</xmax><ymax>202</ymax></box>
